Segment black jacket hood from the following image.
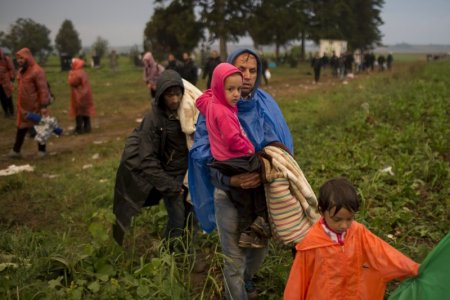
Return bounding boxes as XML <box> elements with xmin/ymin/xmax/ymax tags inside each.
<box><xmin>154</xmin><ymin>70</ymin><xmax>184</xmax><ymax>108</ymax></box>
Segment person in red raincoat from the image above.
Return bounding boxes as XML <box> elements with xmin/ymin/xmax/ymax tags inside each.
<box><xmin>284</xmin><ymin>178</ymin><xmax>419</xmax><ymax>300</ymax></box>
<box><xmin>9</xmin><ymin>48</ymin><xmax>50</xmax><ymax>158</ymax></box>
<box><xmin>0</xmin><ymin>49</ymin><xmax>16</xmax><ymax>118</ymax></box>
<box><xmin>68</xmin><ymin>58</ymin><xmax>96</xmax><ymax>134</ymax></box>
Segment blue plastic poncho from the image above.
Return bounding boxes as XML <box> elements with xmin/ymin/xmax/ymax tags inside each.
<box><xmin>188</xmin><ymin>48</ymin><xmax>294</xmax><ymax>232</ymax></box>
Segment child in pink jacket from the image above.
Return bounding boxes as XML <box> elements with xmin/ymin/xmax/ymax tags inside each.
<box><xmin>196</xmin><ymin>63</ymin><xmax>270</xmax><ymax>248</ymax></box>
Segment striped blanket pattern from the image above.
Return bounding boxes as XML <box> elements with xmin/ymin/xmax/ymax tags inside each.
<box><xmin>262</xmin><ymin>145</ymin><xmax>320</xmax><ymax>245</ymax></box>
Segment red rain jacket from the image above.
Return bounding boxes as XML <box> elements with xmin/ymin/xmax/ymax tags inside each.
<box><xmin>68</xmin><ymin>58</ymin><xmax>96</xmax><ymax>117</ymax></box>
<box><xmin>0</xmin><ymin>49</ymin><xmax>15</xmax><ymax>98</ymax></box>
<box><xmin>15</xmin><ymin>48</ymin><xmax>49</xmax><ymax>128</ymax></box>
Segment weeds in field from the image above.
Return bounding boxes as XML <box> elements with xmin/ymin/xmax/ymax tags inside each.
<box><xmin>0</xmin><ymin>56</ymin><xmax>448</xmax><ymax>299</ymax></box>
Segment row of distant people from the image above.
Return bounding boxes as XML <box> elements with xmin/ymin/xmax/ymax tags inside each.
<box><xmin>426</xmin><ymin>53</ymin><xmax>448</xmax><ymax>61</ymax></box>
<box><xmin>309</xmin><ymin>51</ymin><xmax>394</xmax><ymax>83</ymax></box>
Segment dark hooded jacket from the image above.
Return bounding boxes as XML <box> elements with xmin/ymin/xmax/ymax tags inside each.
<box><xmin>113</xmin><ymin>70</ymin><xmax>187</xmax><ymax>245</ymax></box>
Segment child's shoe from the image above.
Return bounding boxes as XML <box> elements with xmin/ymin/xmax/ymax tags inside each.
<box><xmin>250</xmin><ymin>216</ymin><xmax>271</xmax><ymax>238</ymax></box>
<box><xmin>238</xmin><ymin>231</ymin><xmax>267</xmax><ymax>248</ymax></box>
<box><xmin>245</xmin><ymin>280</ymin><xmax>259</xmax><ymax>300</ymax></box>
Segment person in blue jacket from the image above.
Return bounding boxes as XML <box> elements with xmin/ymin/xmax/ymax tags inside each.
<box><xmin>188</xmin><ymin>48</ymin><xmax>294</xmax><ymax>299</ymax></box>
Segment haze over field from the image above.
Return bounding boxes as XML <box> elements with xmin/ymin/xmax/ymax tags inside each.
<box><xmin>1</xmin><ymin>0</ymin><xmax>449</xmax><ymax>49</ymax></box>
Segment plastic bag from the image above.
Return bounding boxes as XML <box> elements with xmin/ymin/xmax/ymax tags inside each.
<box><xmin>388</xmin><ymin>232</ymin><xmax>450</xmax><ymax>300</ymax></box>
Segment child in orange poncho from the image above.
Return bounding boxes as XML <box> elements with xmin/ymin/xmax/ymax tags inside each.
<box><xmin>284</xmin><ymin>178</ymin><xmax>419</xmax><ymax>300</ymax></box>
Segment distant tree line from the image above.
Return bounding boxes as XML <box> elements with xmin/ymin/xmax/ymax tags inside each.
<box><xmin>0</xmin><ymin>0</ymin><xmax>384</xmax><ymax>64</ymax></box>
<box><xmin>0</xmin><ymin>18</ymin><xmax>107</xmax><ymax>63</ymax></box>
<box><xmin>148</xmin><ymin>0</ymin><xmax>384</xmax><ymax>61</ymax></box>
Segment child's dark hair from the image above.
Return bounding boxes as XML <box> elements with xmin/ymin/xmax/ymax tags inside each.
<box><xmin>318</xmin><ymin>178</ymin><xmax>360</xmax><ymax>216</ymax></box>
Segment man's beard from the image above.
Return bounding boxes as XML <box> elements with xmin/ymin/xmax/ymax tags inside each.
<box><xmin>241</xmin><ymin>90</ymin><xmax>251</xmax><ymax>99</ymax></box>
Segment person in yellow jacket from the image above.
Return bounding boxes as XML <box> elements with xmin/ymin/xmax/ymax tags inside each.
<box><xmin>284</xmin><ymin>178</ymin><xmax>419</xmax><ymax>300</ymax></box>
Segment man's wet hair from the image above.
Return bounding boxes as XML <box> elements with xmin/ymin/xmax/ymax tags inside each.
<box><xmin>234</xmin><ymin>52</ymin><xmax>256</xmax><ymax>64</ymax></box>
<box><xmin>318</xmin><ymin>178</ymin><xmax>360</xmax><ymax>216</ymax></box>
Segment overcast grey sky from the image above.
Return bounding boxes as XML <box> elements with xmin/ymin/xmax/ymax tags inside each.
<box><xmin>1</xmin><ymin>0</ymin><xmax>449</xmax><ymax>47</ymax></box>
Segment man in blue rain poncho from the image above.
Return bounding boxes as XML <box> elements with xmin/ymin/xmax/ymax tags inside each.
<box><xmin>188</xmin><ymin>48</ymin><xmax>294</xmax><ymax>299</ymax></box>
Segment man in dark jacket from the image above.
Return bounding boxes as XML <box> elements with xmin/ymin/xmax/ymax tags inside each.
<box><xmin>386</xmin><ymin>52</ymin><xmax>394</xmax><ymax>71</ymax></box>
<box><xmin>165</xmin><ymin>53</ymin><xmax>182</xmax><ymax>74</ymax></box>
<box><xmin>113</xmin><ymin>70</ymin><xmax>191</xmax><ymax>249</ymax></box>
<box><xmin>180</xmin><ymin>52</ymin><xmax>198</xmax><ymax>85</ymax></box>
<box><xmin>330</xmin><ymin>51</ymin><xmax>339</xmax><ymax>78</ymax></box>
<box><xmin>202</xmin><ymin>49</ymin><xmax>221</xmax><ymax>89</ymax></box>
<box><xmin>311</xmin><ymin>52</ymin><xmax>322</xmax><ymax>83</ymax></box>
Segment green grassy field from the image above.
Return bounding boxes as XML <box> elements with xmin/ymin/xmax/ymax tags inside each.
<box><xmin>0</xmin><ymin>55</ymin><xmax>448</xmax><ymax>299</ymax></box>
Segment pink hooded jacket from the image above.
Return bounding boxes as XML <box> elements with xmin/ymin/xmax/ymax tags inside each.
<box><xmin>195</xmin><ymin>63</ymin><xmax>255</xmax><ymax>161</ymax></box>
<box><xmin>143</xmin><ymin>52</ymin><xmax>164</xmax><ymax>90</ymax></box>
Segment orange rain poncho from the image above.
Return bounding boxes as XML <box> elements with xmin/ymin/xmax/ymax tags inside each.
<box><xmin>68</xmin><ymin>58</ymin><xmax>95</xmax><ymax>117</ymax></box>
<box><xmin>284</xmin><ymin>221</ymin><xmax>419</xmax><ymax>300</ymax></box>
<box><xmin>15</xmin><ymin>48</ymin><xmax>49</xmax><ymax>128</ymax></box>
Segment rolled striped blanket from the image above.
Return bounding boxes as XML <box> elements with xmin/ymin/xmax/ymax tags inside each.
<box><xmin>261</xmin><ymin>145</ymin><xmax>320</xmax><ymax>245</ymax></box>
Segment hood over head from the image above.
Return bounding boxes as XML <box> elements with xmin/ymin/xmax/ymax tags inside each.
<box><xmin>143</xmin><ymin>52</ymin><xmax>155</xmax><ymax>64</ymax></box>
<box><xmin>226</xmin><ymin>48</ymin><xmax>262</xmax><ymax>94</ymax></box>
<box><xmin>154</xmin><ymin>69</ymin><xmax>184</xmax><ymax>108</ymax></box>
<box><xmin>16</xmin><ymin>48</ymin><xmax>36</xmax><ymax>66</ymax></box>
<box><xmin>210</xmin><ymin>62</ymin><xmax>242</xmax><ymax>111</ymax></box>
<box><xmin>71</xmin><ymin>58</ymin><xmax>84</xmax><ymax>70</ymax></box>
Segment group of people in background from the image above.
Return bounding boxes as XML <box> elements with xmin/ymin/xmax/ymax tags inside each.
<box><xmin>311</xmin><ymin>50</ymin><xmax>394</xmax><ymax>83</ymax></box>
<box><xmin>143</xmin><ymin>50</ymin><xmax>203</xmax><ymax>98</ymax></box>
<box><xmin>1</xmin><ymin>47</ymin><xmax>96</xmax><ymax>159</ymax></box>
